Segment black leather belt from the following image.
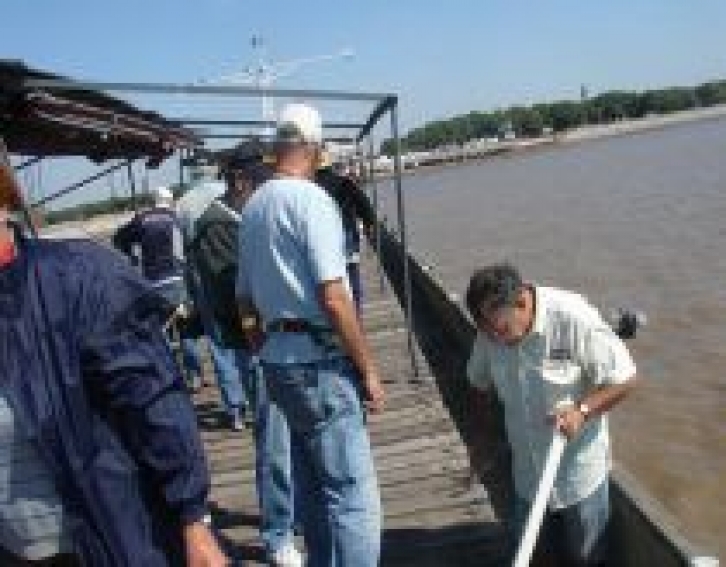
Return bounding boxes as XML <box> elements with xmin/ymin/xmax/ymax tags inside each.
<box><xmin>267</xmin><ymin>319</ymin><xmax>312</xmax><ymax>333</ymax></box>
<box><xmin>266</xmin><ymin>319</ymin><xmax>343</xmax><ymax>351</ymax></box>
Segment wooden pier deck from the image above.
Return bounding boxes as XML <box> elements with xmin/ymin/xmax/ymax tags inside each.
<box><xmin>194</xmin><ymin>251</ymin><xmax>508</xmax><ymax>566</ymax></box>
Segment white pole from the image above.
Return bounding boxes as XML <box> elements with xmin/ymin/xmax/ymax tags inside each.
<box><xmin>512</xmin><ymin>429</ymin><xmax>568</xmax><ymax>567</ymax></box>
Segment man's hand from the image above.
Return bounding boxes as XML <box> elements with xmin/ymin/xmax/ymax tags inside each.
<box><xmin>549</xmin><ymin>406</ymin><xmax>586</xmax><ymax>440</ymax></box>
<box><xmin>177</xmin><ymin>302</ymin><xmax>193</xmax><ymax>320</ymax></box>
<box><xmin>238</xmin><ymin>299</ymin><xmax>265</xmax><ymax>353</ymax></box>
<box><xmin>362</xmin><ymin>370</ymin><xmax>386</xmax><ymax>414</ymax></box>
<box><xmin>183</xmin><ymin>521</ymin><xmax>228</xmax><ymax>567</ymax></box>
<box><xmin>548</xmin><ymin>381</ymin><xmax>637</xmax><ymax>440</ymax></box>
<box><xmin>318</xmin><ymin>279</ymin><xmax>384</xmax><ymax>414</ymax></box>
<box><xmin>363</xmin><ymin>224</ymin><xmax>376</xmax><ymax>242</ymax></box>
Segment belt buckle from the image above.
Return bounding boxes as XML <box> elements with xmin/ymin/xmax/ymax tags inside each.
<box><xmin>287</xmin><ymin>320</ymin><xmax>305</xmax><ymax>332</ymax></box>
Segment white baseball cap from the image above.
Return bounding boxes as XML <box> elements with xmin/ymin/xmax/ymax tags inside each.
<box><xmin>275</xmin><ymin>103</ymin><xmax>323</xmax><ymax>145</ymax></box>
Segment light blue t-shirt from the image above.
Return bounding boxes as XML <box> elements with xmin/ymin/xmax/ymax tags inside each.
<box><xmin>237</xmin><ymin>177</ymin><xmax>350</xmax><ymax>363</ymax></box>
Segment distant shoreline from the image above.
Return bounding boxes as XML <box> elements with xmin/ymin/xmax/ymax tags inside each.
<box><xmin>378</xmin><ymin>104</ymin><xmax>726</xmax><ymax>179</ymax></box>
<box><xmin>42</xmin><ymin>104</ymin><xmax>726</xmax><ymax>235</ymax></box>
<box><xmin>557</xmin><ymin>103</ymin><xmax>726</xmax><ymax>144</ymax></box>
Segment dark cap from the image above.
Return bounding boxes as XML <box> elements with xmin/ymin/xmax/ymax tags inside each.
<box><xmin>217</xmin><ymin>139</ymin><xmax>272</xmax><ymax>184</ymax></box>
<box><xmin>234</xmin><ymin>161</ymin><xmax>272</xmax><ymax>186</ymax></box>
<box><xmin>217</xmin><ymin>139</ymin><xmax>266</xmax><ymax>168</ymax></box>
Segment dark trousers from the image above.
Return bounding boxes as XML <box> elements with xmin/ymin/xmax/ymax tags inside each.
<box><xmin>0</xmin><ymin>547</ymin><xmax>80</xmax><ymax>567</ymax></box>
<box><xmin>509</xmin><ymin>480</ymin><xmax>610</xmax><ymax>566</ymax></box>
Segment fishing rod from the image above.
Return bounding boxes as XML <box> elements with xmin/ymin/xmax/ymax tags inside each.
<box><xmin>512</xmin><ymin>424</ymin><xmax>568</xmax><ymax>567</ymax></box>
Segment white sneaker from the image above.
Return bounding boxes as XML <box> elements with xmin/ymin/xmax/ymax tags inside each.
<box><xmin>269</xmin><ymin>542</ymin><xmax>303</xmax><ymax>567</ymax></box>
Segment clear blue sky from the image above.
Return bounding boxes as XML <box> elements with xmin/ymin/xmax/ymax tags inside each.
<box><xmin>2</xmin><ymin>0</ymin><xmax>726</xmax><ymax>207</ymax></box>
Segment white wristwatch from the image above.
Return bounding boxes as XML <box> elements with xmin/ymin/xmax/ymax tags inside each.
<box><xmin>578</xmin><ymin>401</ymin><xmax>591</xmax><ymax>421</ymax></box>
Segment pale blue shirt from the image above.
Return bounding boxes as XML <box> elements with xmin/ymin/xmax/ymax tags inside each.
<box><xmin>467</xmin><ymin>286</ymin><xmax>636</xmax><ymax>509</ymax></box>
<box><xmin>237</xmin><ymin>177</ymin><xmax>350</xmax><ymax>363</ymax></box>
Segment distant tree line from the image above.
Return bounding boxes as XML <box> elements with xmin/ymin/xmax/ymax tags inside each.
<box><xmin>42</xmin><ymin>181</ymin><xmax>189</xmax><ymax>225</ymax></box>
<box><xmin>381</xmin><ymin>79</ymin><xmax>726</xmax><ymax>155</ymax></box>
<box><xmin>43</xmin><ymin>194</ymin><xmax>154</xmax><ymax>225</ymax></box>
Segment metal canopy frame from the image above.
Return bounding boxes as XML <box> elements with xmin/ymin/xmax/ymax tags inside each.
<box><xmin>14</xmin><ymin>156</ymin><xmax>44</xmax><ymax>172</ymax></box>
<box><xmin>24</xmin><ymin>78</ymin><xmax>397</xmax><ymax>142</ymax></box>
<box><xmin>170</xmin><ymin>119</ymin><xmax>367</xmax><ymax>129</ymax></box>
<box><xmin>20</xmin><ymin>77</ymin><xmax>419</xmax><ymax>375</ymax></box>
<box><xmin>32</xmin><ymin>160</ymin><xmax>132</xmax><ymax>209</ymax></box>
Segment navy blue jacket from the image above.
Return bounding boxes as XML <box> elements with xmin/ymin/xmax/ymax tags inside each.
<box><xmin>112</xmin><ymin>207</ymin><xmax>183</xmax><ymax>283</ymax></box>
<box><xmin>315</xmin><ymin>168</ymin><xmax>375</xmax><ymax>258</ymax></box>
<box><xmin>0</xmin><ymin>235</ymin><xmax>210</xmax><ymax>566</ymax></box>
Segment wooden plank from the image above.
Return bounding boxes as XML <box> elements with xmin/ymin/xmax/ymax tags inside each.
<box><xmin>209</xmin><ymin>459</ymin><xmax>476</xmax><ymax>515</ymax></box>
<box><xmin>192</xmin><ymin>256</ymin><xmax>504</xmax><ymax>565</ymax></box>
<box><xmin>206</xmin><ymin>429</ymin><xmax>467</xmax><ymax>478</ymax></box>
<box><xmin>209</xmin><ymin>447</ymin><xmax>473</xmax><ymax>498</ymax></box>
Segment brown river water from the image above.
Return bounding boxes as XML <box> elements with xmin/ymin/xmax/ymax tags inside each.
<box><xmin>374</xmin><ymin>117</ymin><xmax>726</xmax><ymax>555</ymax></box>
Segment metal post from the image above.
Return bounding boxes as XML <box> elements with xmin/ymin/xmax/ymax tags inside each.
<box><xmin>14</xmin><ymin>156</ymin><xmax>43</xmax><ymax>172</ymax></box>
<box><xmin>368</xmin><ymin>137</ymin><xmax>384</xmax><ymax>294</ymax></box>
<box><xmin>36</xmin><ymin>160</ymin><xmax>43</xmax><ymax>205</ymax></box>
<box><xmin>390</xmin><ymin>103</ymin><xmax>419</xmax><ymax>377</ymax></box>
<box><xmin>126</xmin><ymin>161</ymin><xmax>137</xmax><ymax>211</ymax></box>
<box><xmin>30</xmin><ymin>160</ymin><xmax>129</xmax><ymax>209</ymax></box>
<box><xmin>179</xmin><ymin>148</ymin><xmax>185</xmax><ymax>189</ymax></box>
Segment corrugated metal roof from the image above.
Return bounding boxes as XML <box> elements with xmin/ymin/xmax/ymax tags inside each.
<box><xmin>0</xmin><ymin>60</ymin><xmax>199</xmax><ymax>166</ymax></box>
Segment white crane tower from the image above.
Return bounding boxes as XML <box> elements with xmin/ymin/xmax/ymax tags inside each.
<box><xmin>202</xmin><ymin>36</ymin><xmax>354</xmax><ymax>129</ymax></box>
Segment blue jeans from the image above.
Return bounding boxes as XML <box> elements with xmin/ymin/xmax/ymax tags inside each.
<box><xmin>510</xmin><ymin>479</ymin><xmax>610</xmax><ymax>566</ymax></box>
<box><xmin>207</xmin><ymin>332</ymin><xmax>251</xmax><ymax>416</ymax></box>
<box><xmin>193</xmin><ymin>278</ymin><xmax>251</xmax><ymax>416</ymax></box>
<box><xmin>263</xmin><ymin>357</ymin><xmax>381</xmax><ymax>567</ymax></box>
<box><xmin>163</xmin><ymin>326</ymin><xmax>203</xmax><ymax>385</ymax></box>
<box><xmin>251</xmin><ymin>361</ymin><xmax>296</xmax><ymax>555</ymax></box>
<box><xmin>153</xmin><ymin>279</ymin><xmax>205</xmax><ymax>384</ymax></box>
<box><xmin>180</xmin><ymin>335</ymin><xmax>204</xmax><ymax>382</ymax></box>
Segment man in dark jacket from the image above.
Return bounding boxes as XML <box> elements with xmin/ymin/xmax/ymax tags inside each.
<box><xmin>188</xmin><ymin>145</ymin><xmax>270</xmax><ymax>359</ymax></box>
<box><xmin>0</xmin><ymin>160</ymin><xmax>226</xmax><ymax>566</ymax></box>
<box><xmin>315</xmin><ymin>160</ymin><xmax>376</xmax><ymax>313</ymax></box>
<box><xmin>183</xmin><ymin>148</ymin><xmax>265</xmax><ymax>429</ymax></box>
<box><xmin>113</xmin><ymin>186</ymin><xmax>205</xmax><ymax>389</ymax></box>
